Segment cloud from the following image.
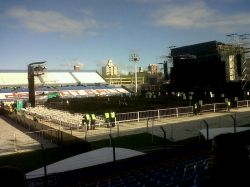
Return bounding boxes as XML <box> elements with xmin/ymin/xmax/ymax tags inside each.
<box><xmin>151</xmin><ymin>1</ymin><xmax>250</xmax><ymax>32</ymax></box>
<box><xmin>6</xmin><ymin>7</ymin><xmax>98</xmax><ymax>37</ymax></box>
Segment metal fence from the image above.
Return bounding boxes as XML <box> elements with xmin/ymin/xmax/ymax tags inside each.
<box><xmin>21</xmin><ymin>100</ymin><xmax>250</xmax><ymax>131</ymax></box>
<box><xmin>4</xmin><ymin>99</ymin><xmax>249</xmax><ymax>150</ymax></box>
<box><xmin>237</xmin><ymin>100</ymin><xmax>250</xmax><ymax>108</ymax></box>
<box><xmin>115</xmin><ymin>102</ymin><xmax>231</xmax><ymax>123</ymax></box>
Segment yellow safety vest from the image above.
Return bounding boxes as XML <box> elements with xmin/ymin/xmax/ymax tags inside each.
<box><xmin>110</xmin><ymin>112</ymin><xmax>115</xmax><ymax>118</ymax></box>
<box><xmin>85</xmin><ymin>114</ymin><xmax>90</xmax><ymax>120</ymax></box>
<box><xmin>91</xmin><ymin>114</ymin><xmax>96</xmax><ymax>120</ymax></box>
<box><xmin>105</xmin><ymin>113</ymin><xmax>109</xmax><ymax>119</ymax></box>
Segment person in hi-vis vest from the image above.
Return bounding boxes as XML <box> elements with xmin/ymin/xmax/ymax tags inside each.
<box><xmin>82</xmin><ymin>114</ymin><xmax>90</xmax><ymax>130</ymax></box>
<box><xmin>104</xmin><ymin>112</ymin><xmax>110</xmax><ymax>127</ymax></box>
<box><xmin>90</xmin><ymin>113</ymin><xmax>96</xmax><ymax>130</ymax></box>
<box><xmin>110</xmin><ymin>111</ymin><xmax>116</xmax><ymax>127</ymax></box>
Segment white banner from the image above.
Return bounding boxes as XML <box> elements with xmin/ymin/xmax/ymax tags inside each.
<box><xmin>0</xmin><ymin>88</ymin><xmax>129</xmax><ymax>100</ymax></box>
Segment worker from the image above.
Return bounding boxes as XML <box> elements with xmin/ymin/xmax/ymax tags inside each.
<box><xmin>83</xmin><ymin>114</ymin><xmax>90</xmax><ymax>130</ymax></box>
<box><xmin>90</xmin><ymin>113</ymin><xmax>96</xmax><ymax>130</ymax></box>
<box><xmin>110</xmin><ymin>111</ymin><xmax>116</xmax><ymax>127</ymax></box>
<box><xmin>227</xmin><ymin>100</ymin><xmax>231</xmax><ymax>111</ymax></box>
<box><xmin>104</xmin><ymin>112</ymin><xmax>110</xmax><ymax>128</ymax></box>
<box><xmin>194</xmin><ymin>103</ymin><xmax>198</xmax><ymax>115</ymax></box>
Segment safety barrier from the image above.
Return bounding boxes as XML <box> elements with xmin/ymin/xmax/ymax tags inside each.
<box><xmin>114</xmin><ymin>100</ymin><xmax>250</xmax><ymax>123</ymax></box>
<box><xmin>22</xmin><ymin>100</ymin><xmax>250</xmax><ymax>132</ymax></box>
<box><xmin>237</xmin><ymin>100</ymin><xmax>250</xmax><ymax>108</ymax></box>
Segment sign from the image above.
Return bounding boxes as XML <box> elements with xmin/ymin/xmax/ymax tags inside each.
<box><xmin>0</xmin><ymin>88</ymin><xmax>129</xmax><ymax>101</ymax></box>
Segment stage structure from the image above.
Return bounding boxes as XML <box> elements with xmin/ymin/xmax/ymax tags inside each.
<box><xmin>170</xmin><ymin>41</ymin><xmax>249</xmax><ymax>97</ymax></box>
<box><xmin>28</xmin><ymin>61</ymin><xmax>47</xmax><ymax>107</ymax></box>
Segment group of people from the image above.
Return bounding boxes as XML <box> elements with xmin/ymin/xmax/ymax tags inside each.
<box><xmin>104</xmin><ymin>111</ymin><xmax>116</xmax><ymax>128</ymax></box>
<box><xmin>82</xmin><ymin>113</ymin><xmax>96</xmax><ymax>130</ymax></box>
<box><xmin>82</xmin><ymin>111</ymin><xmax>116</xmax><ymax>130</ymax></box>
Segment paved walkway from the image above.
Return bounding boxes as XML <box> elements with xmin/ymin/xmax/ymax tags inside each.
<box><xmin>79</xmin><ymin>107</ymin><xmax>250</xmax><ymax>142</ymax></box>
<box><xmin>0</xmin><ymin>115</ymin><xmax>56</xmax><ymax>156</ymax></box>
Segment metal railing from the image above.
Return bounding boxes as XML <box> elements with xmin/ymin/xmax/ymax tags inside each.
<box><xmin>115</xmin><ymin>102</ymin><xmax>231</xmax><ymax>123</ymax></box>
<box><xmin>22</xmin><ymin>100</ymin><xmax>250</xmax><ymax>133</ymax></box>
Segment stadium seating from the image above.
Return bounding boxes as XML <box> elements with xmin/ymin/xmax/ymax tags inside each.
<box><xmin>0</xmin><ymin>71</ymin><xmax>106</xmax><ymax>88</ymax></box>
<box><xmin>0</xmin><ymin>73</ymin><xmax>40</xmax><ymax>86</ymax></box>
<box><xmin>40</xmin><ymin>72</ymin><xmax>77</xmax><ymax>85</ymax></box>
<box><xmin>72</xmin><ymin>72</ymin><xmax>106</xmax><ymax>84</ymax></box>
<box><xmin>79</xmin><ymin>154</ymin><xmax>210</xmax><ymax>187</ymax></box>
<box><xmin>23</xmin><ymin>106</ymin><xmax>83</xmax><ymax>129</ymax></box>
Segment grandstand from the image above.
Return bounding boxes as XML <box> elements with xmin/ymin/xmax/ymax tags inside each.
<box><xmin>0</xmin><ymin>72</ymin><xmax>40</xmax><ymax>86</ymax></box>
<box><xmin>40</xmin><ymin>72</ymin><xmax>77</xmax><ymax>85</ymax></box>
<box><xmin>72</xmin><ymin>71</ymin><xmax>106</xmax><ymax>84</ymax></box>
<box><xmin>0</xmin><ymin>70</ymin><xmax>130</xmax><ymax>101</ymax></box>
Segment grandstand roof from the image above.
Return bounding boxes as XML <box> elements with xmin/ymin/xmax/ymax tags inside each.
<box><xmin>72</xmin><ymin>72</ymin><xmax>106</xmax><ymax>84</ymax></box>
<box><xmin>40</xmin><ymin>72</ymin><xmax>77</xmax><ymax>85</ymax></box>
<box><xmin>0</xmin><ymin>72</ymin><xmax>40</xmax><ymax>86</ymax></box>
<box><xmin>0</xmin><ymin>70</ymin><xmax>106</xmax><ymax>87</ymax></box>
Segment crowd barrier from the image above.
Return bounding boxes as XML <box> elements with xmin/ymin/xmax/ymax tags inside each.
<box><xmin>21</xmin><ymin>100</ymin><xmax>250</xmax><ymax>132</ymax></box>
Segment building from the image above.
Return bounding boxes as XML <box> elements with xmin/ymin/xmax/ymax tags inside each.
<box><xmin>163</xmin><ymin>62</ymin><xmax>169</xmax><ymax>81</ymax></box>
<box><xmin>74</xmin><ymin>65</ymin><xmax>81</xmax><ymax>71</ymax></box>
<box><xmin>148</xmin><ymin>64</ymin><xmax>158</xmax><ymax>75</ymax></box>
<box><xmin>170</xmin><ymin>41</ymin><xmax>249</xmax><ymax>97</ymax></box>
<box><xmin>102</xmin><ymin>59</ymin><xmax>118</xmax><ymax>77</ymax></box>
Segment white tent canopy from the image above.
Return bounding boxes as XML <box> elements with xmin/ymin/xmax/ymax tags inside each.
<box><xmin>26</xmin><ymin>147</ymin><xmax>145</xmax><ymax>179</ymax></box>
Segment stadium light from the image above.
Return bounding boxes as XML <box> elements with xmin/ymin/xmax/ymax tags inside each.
<box><xmin>129</xmin><ymin>53</ymin><xmax>140</xmax><ymax>94</ymax></box>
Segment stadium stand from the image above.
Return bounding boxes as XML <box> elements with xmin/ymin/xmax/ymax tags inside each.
<box><xmin>40</xmin><ymin>72</ymin><xmax>78</xmax><ymax>85</ymax></box>
<box><xmin>0</xmin><ymin>72</ymin><xmax>40</xmax><ymax>86</ymax></box>
<box><xmin>72</xmin><ymin>72</ymin><xmax>106</xmax><ymax>84</ymax></box>
<box><xmin>23</xmin><ymin>106</ymin><xmax>84</xmax><ymax>129</ymax></box>
<box><xmin>25</xmin><ymin>135</ymin><xmax>250</xmax><ymax>187</ymax></box>
<box><xmin>0</xmin><ymin>71</ymin><xmax>130</xmax><ymax>101</ymax></box>
<box><xmin>26</xmin><ymin>145</ymin><xmax>213</xmax><ymax>187</ymax></box>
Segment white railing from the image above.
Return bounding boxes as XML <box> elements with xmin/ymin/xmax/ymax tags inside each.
<box><xmin>237</xmin><ymin>100</ymin><xmax>249</xmax><ymax>108</ymax></box>
<box><xmin>23</xmin><ymin>100</ymin><xmax>250</xmax><ymax>130</ymax></box>
<box><xmin>115</xmin><ymin>100</ymin><xmax>250</xmax><ymax>123</ymax></box>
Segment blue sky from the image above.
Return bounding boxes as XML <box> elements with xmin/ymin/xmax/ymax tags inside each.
<box><xmin>0</xmin><ymin>0</ymin><xmax>249</xmax><ymax>73</ymax></box>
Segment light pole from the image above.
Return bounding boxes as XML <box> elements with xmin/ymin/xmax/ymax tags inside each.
<box><xmin>129</xmin><ymin>53</ymin><xmax>140</xmax><ymax>94</ymax></box>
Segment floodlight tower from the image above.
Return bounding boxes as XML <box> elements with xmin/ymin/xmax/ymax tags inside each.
<box><xmin>28</xmin><ymin>61</ymin><xmax>47</xmax><ymax>107</ymax></box>
<box><xmin>129</xmin><ymin>53</ymin><xmax>140</xmax><ymax>94</ymax></box>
